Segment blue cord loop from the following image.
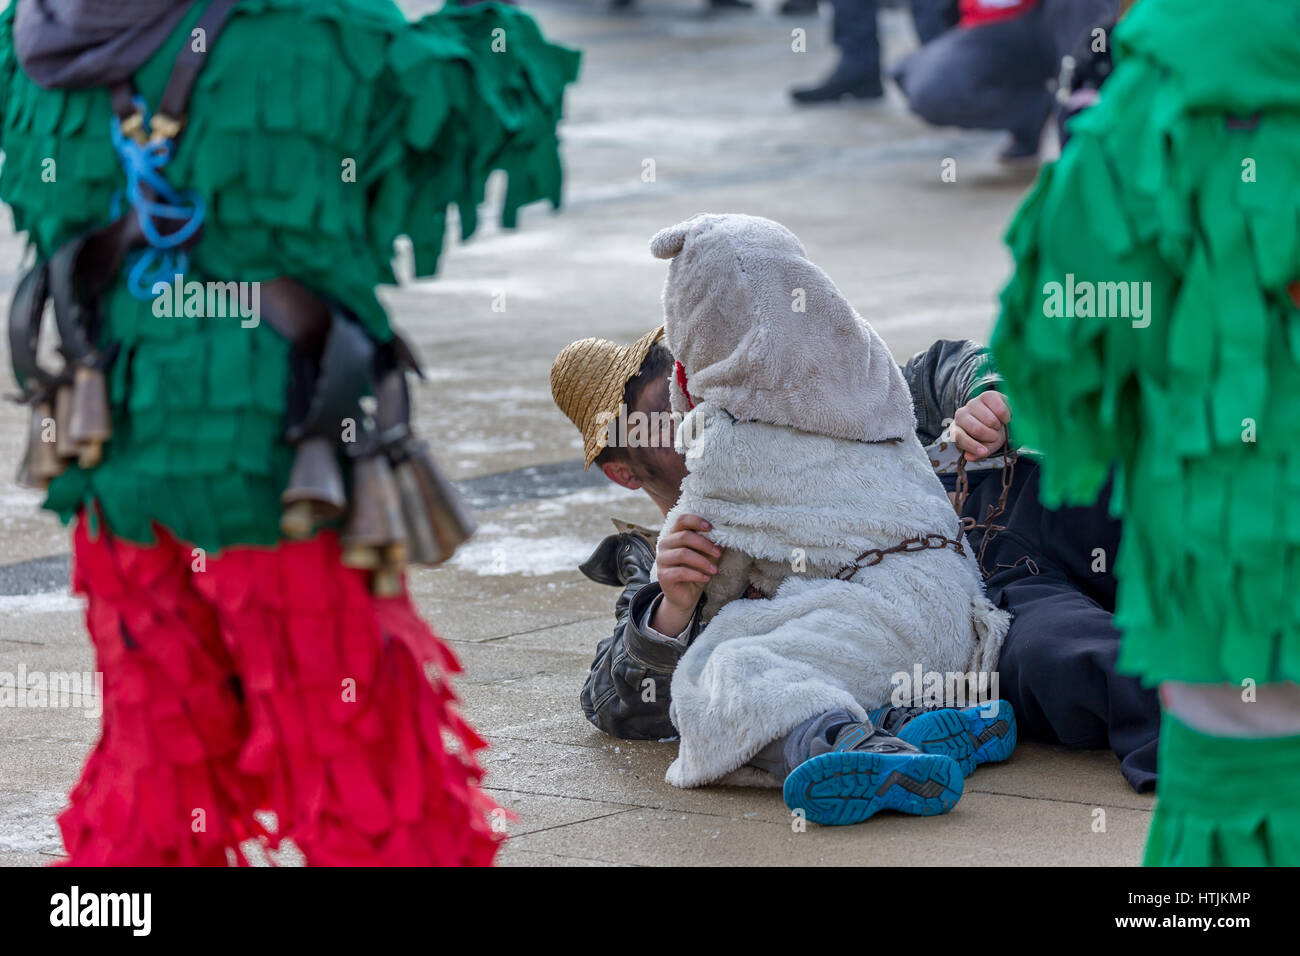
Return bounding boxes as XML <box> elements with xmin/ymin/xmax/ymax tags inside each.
<box><xmin>110</xmin><ymin>97</ymin><xmax>206</xmax><ymax>300</ymax></box>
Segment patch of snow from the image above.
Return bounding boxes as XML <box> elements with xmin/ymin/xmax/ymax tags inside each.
<box><xmin>527</xmin><ymin>484</ymin><xmax>642</xmax><ymax>518</ymax></box>
<box><xmin>450</xmin><ymin>532</ymin><xmax>591</xmax><ymax>577</ymax></box>
<box><xmin>454</xmin><ymin>386</ymin><xmax>546</xmax><ymax>405</ymax></box>
<box><xmin>448</xmin><ymin>437</ymin><xmax>538</xmax><ymax>456</ymax></box>
<box><xmin>0</xmin><ymin>792</ymin><xmax>65</xmax><ymax>854</ymax></box>
<box><xmin>0</xmin><ymin>592</ymin><xmax>82</xmax><ymax>615</ymax></box>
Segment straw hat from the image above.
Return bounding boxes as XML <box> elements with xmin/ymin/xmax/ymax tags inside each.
<box><xmin>551</xmin><ymin>326</ymin><xmax>666</xmax><ymax>469</ymax></box>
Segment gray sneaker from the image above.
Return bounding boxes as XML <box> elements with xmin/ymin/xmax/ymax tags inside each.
<box><xmin>786</xmin><ymin>721</ymin><xmax>964</xmax><ymax>825</ymax></box>
<box><xmin>871</xmin><ymin>701</ymin><xmax>1019</xmax><ymax>776</ymax></box>
<box><xmin>831</xmin><ymin>721</ymin><xmax>921</xmax><ymax>754</ymax></box>
<box><xmin>865</xmin><ymin>704</ymin><xmax>929</xmax><ymax>736</ymax></box>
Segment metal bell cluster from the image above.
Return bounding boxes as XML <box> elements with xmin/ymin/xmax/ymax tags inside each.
<box><xmin>279</xmin><ymin>435</ymin><xmax>346</xmax><ymax>539</ymax></box>
<box><xmin>16</xmin><ymin>366</ymin><xmax>113</xmax><ymax>490</ymax></box>
<box><xmin>277</xmin><ymin>369</ymin><xmax>476</xmax><ymax>597</ymax></box>
<box><xmin>11</xmin><ymin>256</ymin><xmax>115</xmax><ymax>491</ymax></box>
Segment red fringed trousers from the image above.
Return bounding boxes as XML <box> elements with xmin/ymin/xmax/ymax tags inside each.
<box><xmin>59</xmin><ymin>516</ymin><xmax>502</xmax><ymax>866</ymax></box>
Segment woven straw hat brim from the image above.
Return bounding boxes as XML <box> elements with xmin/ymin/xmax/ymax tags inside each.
<box><xmin>551</xmin><ymin>326</ymin><xmax>666</xmax><ymax>469</ymax></box>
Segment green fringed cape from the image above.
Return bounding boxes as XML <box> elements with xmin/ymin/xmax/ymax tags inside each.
<box><xmin>990</xmin><ymin>0</ymin><xmax>1300</xmax><ymax>687</ymax></box>
<box><xmin>0</xmin><ymin>0</ymin><xmax>579</xmax><ymax>551</ymax></box>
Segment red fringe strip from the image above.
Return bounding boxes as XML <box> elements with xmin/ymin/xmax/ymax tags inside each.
<box><xmin>58</xmin><ymin>518</ymin><xmax>502</xmax><ymax>866</ymax></box>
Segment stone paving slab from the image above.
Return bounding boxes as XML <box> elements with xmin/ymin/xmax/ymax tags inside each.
<box><xmin>496</xmin><ymin>791</ymin><xmax>1149</xmax><ymax>867</ymax></box>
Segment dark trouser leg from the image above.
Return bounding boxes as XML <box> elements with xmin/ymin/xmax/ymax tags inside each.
<box><xmin>893</xmin><ymin>12</ymin><xmax>1054</xmax><ymax>149</ymax></box>
<box><xmin>830</xmin><ymin>0</ymin><xmax>880</xmax><ymax>66</ymax></box>
<box><xmin>964</xmin><ymin>459</ymin><xmax>1153</xmax><ymax>790</ymax></box>
<box><xmin>908</xmin><ymin>0</ymin><xmax>959</xmax><ymax>46</ymax></box>
<box><xmin>825</xmin><ymin>0</ymin><xmax>882</xmax><ymax>89</ymax></box>
<box><xmin>793</xmin><ymin>0</ymin><xmax>884</xmax><ymax>102</ymax></box>
<box><xmin>1038</xmin><ymin>475</ymin><xmax>1122</xmax><ymax>612</ymax></box>
<box><xmin>991</xmin><ymin>568</ymin><xmax>1160</xmax><ymax>792</ymax></box>
<box><xmin>748</xmin><ymin>709</ymin><xmax>859</xmax><ymax>779</ymax></box>
<box><xmin>1040</xmin><ymin>0</ymin><xmax>1119</xmax><ymax>61</ymax></box>
<box><xmin>964</xmin><ymin>458</ymin><xmax>1121</xmax><ymax>610</ymax></box>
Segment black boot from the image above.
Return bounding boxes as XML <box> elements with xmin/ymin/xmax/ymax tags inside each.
<box><xmin>998</xmin><ymin>120</ymin><xmax>1046</xmax><ymax>164</ymax></box>
<box><xmin>791</xmin><ymin>59</ymin><xmax>883</xmax><ymax>104</ymax></box>
<box><xmin>709</xmin><ymin>0</ymin><xmax>754</xmax><ymax>9</ymax></box>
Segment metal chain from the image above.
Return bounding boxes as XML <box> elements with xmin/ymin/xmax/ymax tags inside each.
<box><xmin>834</xmin><ymin>531</ymin><xmax>968</xmax><ymax>581</ymax></box>
<box><xmin>834</xmin><ymin>426</ymin><xmax>1023</xmax><ymax>583</ymax></box>
<box><xmin>953</xmin><ymin>429</ymin><xmax>1018</xmax><ymax>579</ymax></box>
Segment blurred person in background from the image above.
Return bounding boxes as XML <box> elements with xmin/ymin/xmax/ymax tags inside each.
<box><xmin>791</xmin><ymin>0</ymin><xmax>957</xmax><ymax>104</ymax></box>
<box><xmin>893</xmin><ymin>0</ymin><xmax>1117</xmax><ymax>162</ymax></box>
<box><xmin>1055</xmin><ymin>0</ymin><xmax>1140</xmax><ymax>147</ymax></box>
<box><xmin>609</xmin><ymin>0</ymin><xmax>756</xmax><ymax>14</ymax></box>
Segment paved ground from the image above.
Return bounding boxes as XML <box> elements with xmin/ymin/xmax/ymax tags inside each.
<box><xmin>0</xmin><ymin>0</ymin><xmax>1153</xmax><ymax>866</ymax></box>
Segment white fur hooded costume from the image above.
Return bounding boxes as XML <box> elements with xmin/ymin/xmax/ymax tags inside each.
<box><xmin>653</xmin><ymin>213</ymin><xmax>1009</xmax><ymax>789</ymax></box>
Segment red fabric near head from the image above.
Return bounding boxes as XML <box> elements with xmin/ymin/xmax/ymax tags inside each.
<box><xmin>675</xmin><ymin>360</ymin><xmax>695</xmax><ymax>410</ymax></box>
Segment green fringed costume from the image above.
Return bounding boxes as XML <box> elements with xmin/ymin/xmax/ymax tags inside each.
<box><xmin>1</xmin><ymin>0</ymin><xmax>578</xmax><ymax>552</ymax></box>
<box><xmin>1</xmin><ymin>0</ymin><xmax>579</xmax><ymax>866</ymax></box>
<box><xmin>991</xmin><ymin>0</ymin><xmax>1300</xmax><ymax>866</ymax></box>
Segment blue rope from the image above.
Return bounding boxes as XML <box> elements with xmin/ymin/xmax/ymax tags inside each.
<box><xmin>109</xmin><ymin>98</ymin><xmax>206</xmax><ymax>300</ymax></box>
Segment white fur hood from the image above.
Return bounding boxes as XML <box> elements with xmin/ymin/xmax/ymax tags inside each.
<box><xmin>650</xmin><ymin>213</ymin><xmax>916</xmax><ymax>444</ymax></box>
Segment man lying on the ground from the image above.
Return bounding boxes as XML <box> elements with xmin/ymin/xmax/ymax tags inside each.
<box><xmin>551</xmin><ymin>322</ymin><xmax>1160</xmax><ymax>794</ymax></box>
<box><xmin>552</xmin><ymin>217</ymin><xmax>1018</xmax><ymax>830</ymax></box>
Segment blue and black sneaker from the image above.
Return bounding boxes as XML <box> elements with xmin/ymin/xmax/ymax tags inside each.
<box><xmin>870</xmin><ymin>700</ymin><xmax>1018</xmax><ymax>777</ymax></box>
<box><xmin>782</xmin><ymin>724</ymin><xmax>964</xmax><ymax>827</ymax></box>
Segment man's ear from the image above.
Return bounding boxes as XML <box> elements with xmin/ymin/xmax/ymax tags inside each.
<box><xmin>601</xmin><ymin>460</ymin><xmax>642</xmax><ymax>490</ymax></box>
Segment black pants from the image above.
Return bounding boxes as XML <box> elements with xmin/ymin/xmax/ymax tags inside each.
<box><xmin>893</xmin><ymin>9</ymin><xmax>1056</xmax><ymax>148</ymax></box>
<box><xmin>892</xmin><ymin>0</ymin><xmax>1117</xmax><ymax>149</ymax></box>
<box><xmin>961</xmin><ymin>458</ymin><xmax>1159</xmax><ymax>793</ymax></box>
<box><xmin>830</xmin><ymin>0</ymin><xmax>957</xmax><ymax>81</ymax></box>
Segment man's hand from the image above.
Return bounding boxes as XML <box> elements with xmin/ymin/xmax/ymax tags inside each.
<box><xmin>652</xmin><ymin>514</ymin><xmax>720</xmax><ymax>636</ymax></box>
<box><xmin>951</xmin><ymin>390</ymin><xmax>1012</xmax><ymax>461</ymax></box>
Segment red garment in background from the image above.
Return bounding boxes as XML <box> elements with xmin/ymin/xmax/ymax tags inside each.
<box><xmin>959</xmin><ymin>0</ymin><xmax>1038</xmax><ymax>27</ymax></box>
<box><xmin>58</xmin><ymin>518</ymin><xmax>503</xmax><ymax>866</ymax></box>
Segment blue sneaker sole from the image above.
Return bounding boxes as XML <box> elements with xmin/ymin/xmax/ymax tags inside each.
<box><xmin>782</xmin><ymin>751</ymin><xmax>964</xmax><ymax>826</ymax></box>
<box><xmin>897</xmin><ymin>700</ymin><xmax>1018</xmax><ymax>776</ymax></box>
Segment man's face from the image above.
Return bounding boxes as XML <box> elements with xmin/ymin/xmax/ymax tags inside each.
<box><xmin>603</xmin><ymin>374</ymin><xmax>688</xmax><ymax>511</ymax></box>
